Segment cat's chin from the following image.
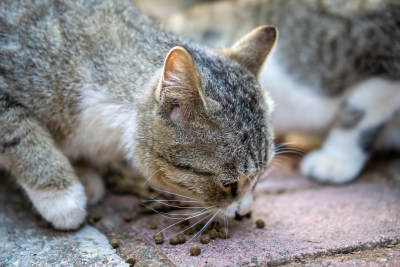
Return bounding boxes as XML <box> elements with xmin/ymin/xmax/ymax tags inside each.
<box><xmin>23</xmin><ymin>183</ymin><xmax>87</xmax><ymax>230</ymax></box>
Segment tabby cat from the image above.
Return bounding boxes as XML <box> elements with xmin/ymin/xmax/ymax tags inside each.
<box><xmin>0</xmin><ymin>0</ymin><xmax>277</xmax><ymax>229</ymax></box>
<box><xmin>167</xmin><ymin>0</ymin><xmax>400</xmax><ymax>184</ymax></box>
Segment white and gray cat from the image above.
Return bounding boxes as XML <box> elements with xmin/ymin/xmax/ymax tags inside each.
<box><xmin>0</xmin><ymin>0</ymin><xmax>277</xmax><ymax>229</ymax></box>
<box><xmin>167</xmin><ymin>0</ymin><xmax>400</xmax><ymax>184</ymax></box>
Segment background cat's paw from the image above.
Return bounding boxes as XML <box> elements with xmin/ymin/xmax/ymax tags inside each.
<box><xmin>25</xmin><ymin>183</ymin><xmax>87</xmax><ymax>230</ymax></box>
<box><xmin>300</xmin><ymin>149</ymin><xmax>363</xmax><ymax>184</ymax></box>
<box><xmin>78</xmin><ymin>170</ymin><xmax>105</xmax><ymax>205</ymax></box>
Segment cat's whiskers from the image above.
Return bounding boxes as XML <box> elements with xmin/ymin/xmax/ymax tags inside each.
<box><xmin>148</xmin><ymin>185</ymin><xmax>205</xmax><ymax>202</ymax></box>
<box><xmin>145</xmin><ymin>198</ymin><xmax>206</xmax><ymax>209</ymax></box>
<box><xmin>187</xmin><ymin>209</ymin><xmax>221</xmax><ymax>243</ymax></box>
<box><xmin>157</xmin><ymin>206</ymin><xmax>215</xmax><ymax>235</ymax></box>
<box><xmin>164</xmin><ymin>211</ymin><xmax>214</xmax><ymax>240</ymax></box>
<box><xmin>144</xmin><ymin>168</ymin><xmax>167</xmax><ymax>185</ymax></box>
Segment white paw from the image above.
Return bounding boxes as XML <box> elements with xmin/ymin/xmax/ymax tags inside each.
<box><xmin>301</xmin><ymin>149</ymin><xmax>364</xmax><ymax>184</ymax></box>
<box><xmin>24</xmin><ymin>183</ymin><xmax>87</xmax><ymax>230</ymax></box>
<box><xmin>78</xmin><ymin>170</ymin><xmax>105</xmax><ymax>205</ymax></box>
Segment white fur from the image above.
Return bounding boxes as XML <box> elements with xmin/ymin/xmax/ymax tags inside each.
<box><xmin>225</xmin><ymin>192</ymin><xmax>253</xmax><ymax>218</ymax></box>
<box><xmin>260</xmin><ymin>49</ymin><xmax>344</xmax><ymax>137</ymax></box>
<box><xmin>301</xmin><ymin>78</ymin><xmax>400</xmax><ymax>183</ymax></box>
<box><xmin>77</xmin><ymin>169</ymin><xmax>105</xmax><ymax>205</ymax></box>
<box><xmin>62</xmin><ymin>82</ymin><xmax>138</xmax><ymax>164</ymax></box>
<box><xmin>23</xmin><ymin>183</ymin><xmax>87</xmax><ymax>230</ymax></box>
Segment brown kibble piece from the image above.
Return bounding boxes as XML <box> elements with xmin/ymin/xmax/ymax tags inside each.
<box><xmin>200</xmin><ymin>234</ymin><xmax>210</xmax><ymax>244</ymax></box>
<box><xmin>177</xmin><ymin>234</ymin><xmax>186</xmax><ymax>244</ymax></box>
<box><xmin>153</xmin><ymin>232</ymin><xmax>164</xmax><ymax>244</ymax></box>
<box><xmin>122</xmin><ymin>213</ymin><xmax>133</xmax><ymax>222</ymax></box>
<box><xmin>180</xmin><ymin>220</ymin><xmax>190</xmax><ymax>229</ymax></box>
<box><xmin>184</xmin><ymin>227</ymin><xmax>194</xmax><ymax>235</ymax></box>
<box><xmin>208</xmin><ymin>229</ymin><xmax>218</xmax><ymax>239</ymax></box>
<box><xmin>211</xmin><ymin>221</ymin><xmax>220</xmax><ymax>230</ymax></box>
<box><xmin>190</xmin><ymin>245</ymin><xmax>201</xmax><ymax>256</ymax></box>
<box><xmin>149</xmin><ymin>221</ymin><xmax>157</xmax><ymax>229</ymax></box>
<box><xmin>110</xmin><ymin>239</ymin><xmax>119</xmax><ymax>249</ymax></box>
<box><xmin>256</xmin><ymin>218</ymin><xmax>265</xmax><ymax>228</ymax></box>
<box><xmin>169</xmin><ymin>236</ymin><xmax>179</xmax><ymax>245</ymax></box>
<box><xmin>218</xmin><ymin>228</ymin><xmax>230</xmax><ymax>239</ymax></box>
<box><xmin>125</xmin><ymin>254</ymin><xmax>136</xmax><ymax>266</ymax></box>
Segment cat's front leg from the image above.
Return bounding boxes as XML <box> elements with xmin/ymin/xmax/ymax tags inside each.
<box><xmin>0</xmin><ymin>94</ymin><xmax>87</xmax><ymax>229</ymax></box>
<box><xmin>301</xmin><ymin>78</ymin><xmax>400</xmax><ymax>184</ymax></box>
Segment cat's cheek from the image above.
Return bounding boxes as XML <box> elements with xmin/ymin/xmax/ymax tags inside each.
<box><xmin>23</xmin><ymin>183</ymin><xmax>87</xmax><ymax>230</ymax></box>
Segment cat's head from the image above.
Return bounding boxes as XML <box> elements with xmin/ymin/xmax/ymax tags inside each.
<box><xmin>135</xmin><ymin>26</ymin><xmax>277</xmax><ymax>219</ymax></box>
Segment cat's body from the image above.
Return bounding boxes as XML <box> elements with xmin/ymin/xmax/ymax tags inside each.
<box><xmin>167</xmin><ymin>0</ymin><xmax>400</xmax><ymax>184</ymax></box>
<box><xmin>0</xmin><ymin>0</ymin><xmax>277</xmax><ymax>229</ymax></box>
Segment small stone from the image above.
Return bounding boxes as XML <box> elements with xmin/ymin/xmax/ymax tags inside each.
<box><xmin>256</xmin><ymin>219</ymin><xmax>265</xmax><ymax>229</ymax></box>
<box><xmin>190</xmin><ymin>245</ymin><xmax>201</xmax><ymax>256</ymax></box>
<box><xmin>122</xmin><ymin>213</ymin><xmax>133</xmax><ymax>222</ymax></box>
<box><xmin>169</xmin><ymin>236</ymin><xmax>179</xmax><ymax>245</ymax></box>
<box><xmin>208</xmin><ymin>229</ymin><xmax>218</xmax><ymax>239</ymax></box>
<box><xmin>125</xmin><ymin>255</ymin><xmax>136</xmax><ymax>266</ymax></box>
<box><xmin>149</xmin><ymin>221</ymin><xmax>157</xmax><ymax>229</ymax></box>
<box><xmin>110</xmin><ymin>239</ymin><xmax>119</xmax><ymax>249</ymax></box>
<box><xmin>153</xmin><ymin>232</ymin><xmax>164</xmax><ymax>244</ymax></box>
<box><xmin>200</xmin><ymin>234</ymin><xmax>210</xmax><ymax>244</ymax></box>
<box><xmin>177</xmin><ymin>233</ymin><xmax>186</xmax><ymax>244</ymax></box>
<box><xmin>184</xmin><ymin>227</ymin><xmax>194</xmax><ymax>235</ymax></box>
<box><xmin>88</xmin><ymin>210</ymin><xmax>102</xmax><ymax>224</ymax></box>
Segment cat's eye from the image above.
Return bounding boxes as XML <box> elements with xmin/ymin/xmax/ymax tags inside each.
<box><xmin>222</xmin><ymin>181</ymin><xmax>238</xmax><ymax>197</ymax></box>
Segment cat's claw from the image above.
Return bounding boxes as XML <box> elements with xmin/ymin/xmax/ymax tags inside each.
<box><xmin>25</xmin><ymin>183</ymin><xmax>87</xmax><ymax>230</ymax></box>
<box><xmin>301</xmin><ymin>149</ymin><xmax>363</xmax><ymax>184</ymax></box>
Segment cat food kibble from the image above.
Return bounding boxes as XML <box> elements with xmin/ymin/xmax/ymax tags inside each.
<box><xmin>256</xmin><ymin>218</ymin><xmax>265</xmax><ymax>228</ymax></box>
<box><xmin>177</xmin><ymin>233</ymin><xmax>186</xmax><ymax>244</ymax></box>
<box><xmin>218</xmin><ymin>228</ymin><xmax>230</xmax><ymax>239</ymax></box>
<box><xmin>153</xmin><ymin>232</ymin><xmax>164</xmax><ymax>244</ymax></box>
<box><xmin>122</xmin><ymin>213</ymin><xmax>133</xmax><ymax>222</ymax></box>
<box><xmin>125</xmin><ymin>255</ymin><xmax>136</xmax><ymax>266</ymax></box>
<box><xmin>190</xmin><ymin>245</ymin><xmax>201</xmax><ymax>256</ymax></box>
<box><xmin>200</xmin><ymin>234</ymin><xmax>210</xmax><ymax>244</ymax></box>
<box><xmin>149</xmin><ymin>221</ymin><xmax>157</xmax><ymax>229</ymax></box>
<box><xmin>184</xmin><ymin>227</ymin><xmax>194</xmax><ymax>235</ymax></box>
<box><xmin>169</xmin><ymin>236</ymin><xmax>179</xmax><ymax>245</ymax></box>
<box><xmin>208</xmin><ymin>229</ymin><xmax>218</xmax><ymax>239</ymax></box>
<box><xmin>110</xmin><ymin>239</ymin><xmax>119</xmax><ymax>249</ymax></box>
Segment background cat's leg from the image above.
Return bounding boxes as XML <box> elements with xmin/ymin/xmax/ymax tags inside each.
<box><xmin>0</xmin><ymin>94</ymin><xmax>87</xmax><ymax>229</ymax></box>
<box><xmin>301</xmin><ymin>78</ymin><xmax>400</xmax><ymax>184</ymax></box>
<box><xmin>75</xmin><ymin>166</ymin><xmax>105</xmax><ymax>205</ymax></box>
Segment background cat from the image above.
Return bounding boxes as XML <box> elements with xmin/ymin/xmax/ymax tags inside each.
<box><xmin>0</xmin><ymin>0</ymin><xmax>276</xmax><ymax>229</ymax></box>
<box><xmin>165</xmin><ymin>0</ymin><xmax>400</xmax><ymax>184</ymax></box>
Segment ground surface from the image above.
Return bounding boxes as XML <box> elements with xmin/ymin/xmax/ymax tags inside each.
<box><xmin>1</xmin><ymin>156</ymin><xmax>399</xmax><ymax>266</ymax></box>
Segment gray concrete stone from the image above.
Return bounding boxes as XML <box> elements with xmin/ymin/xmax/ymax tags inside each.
<box><xmin>0</xmin><ymin>176</ymin><xmax>126</xmax><ymax>267</ymax></box>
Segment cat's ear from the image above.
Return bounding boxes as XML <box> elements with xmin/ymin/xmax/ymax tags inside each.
<box><xmin>156</xmin><ymin>46</ymin><xmax>207</xmax><ymax>123</ymax></box>
<box><xmin>222</xmin><ymin>25</ymin><xmax>278</xmax><ymax>76</ymax></box>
